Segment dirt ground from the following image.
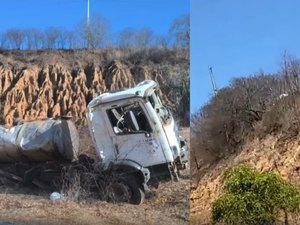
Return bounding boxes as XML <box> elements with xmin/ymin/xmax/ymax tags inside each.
<box><xmin>0</xmin><ymin>128</ymin><xmax>190</xmax><ymax>225</ymax></box>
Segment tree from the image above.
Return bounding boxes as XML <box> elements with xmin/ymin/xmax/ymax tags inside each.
<box><xmin>280</xmin><ymin>51</ymin><xmax>300</xmax><ymax>94</ymax></box>
<box><xmin>152</xmin><ymin>35</ymin><xmax>169</xmax><ymax>49</ymax></box>
<box><xmin>212</xmin><ymin>165</ymin><xmax>300</xmax><ymax>225</ymax></box>
<box><xmin>32</xmin><ymin>29</ymin><xmax>44</xmax><ymax>49</ymax></box>
<box><xmin>44</xmin><ymin>27</ymin><xmax>60</xmax><ymax>49</ymax></box>
<box><xmin>89</xmin><ymin>15</ymin><xmax>110</xmax><ymax>48</ymax></box>
<box><xmin>134</xmin><ymin>27</ymin><xmax>153</xmax><ymax>49</ymax></box>
<box><xmin>5</xmin><ymin>28</ymin><xmax>25</xmax><ymax>49</ymax></box>
<box><xmin>65</xmin><ymin>30</ymin><xmax>78</xmax><ymax>49</ymax></box>
<box><xmin>57</xmin><ymin>28</ymin><xmax>68</xmax><ymax>49</ymax></box>
<box><xmin>165</xmin><ymin>66</ymin><xmax>190</xmax><ymax>126</ymax></box>
<box><xmin>118</xmin><ymin>27</ymin><xmax>135</xmax><ymax>49</ymax></box>
<box><xmin>169</xmin><ymin>14</ymin><xmax>190</xmax><ymax>48</ymax></box>
<box><xmin>23</xmin><ymin>28</ymin><xmax>35</xmax><ymax>50</ymax></box>
<box><xmin>0</xmin><ymin>32</ymin><xmax>8</xmax><ymax>49</ymax></box>
<box><xmin>23</xmin><ymin>28</ymin><xmax>44</xmax><ymax>50</ymax></box>
<box><xmin>79</xmin><ymin>15</ymin><xmax>110</xmax><ymax>49</ymax></box>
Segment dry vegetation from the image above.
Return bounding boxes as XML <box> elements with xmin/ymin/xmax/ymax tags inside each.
<box><xmin>190</xmin><ymin>53</ymin><xmax>300</xmax><ymax>224</ymax></box>
<box><xmin>0</xmin><ymin>179</ymin><xmax>189</xmax><ymax>225</ymax></box>
<box><xmin>0</xmin><ymin>180</ymin><xmax>188</xmax><ymax>225</ymax></box>
<box><xmin>0</xmin><ymin>128</ymin><xmax>189</xmax><ymax>225</ymax></box>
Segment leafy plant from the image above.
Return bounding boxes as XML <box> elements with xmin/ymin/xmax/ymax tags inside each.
<box><xmin>212</xmin><ymin>165</ymin><xmax>300</xmax><ymax>225</ymax></box>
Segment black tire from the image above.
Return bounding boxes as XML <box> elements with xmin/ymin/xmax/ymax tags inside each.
<box><xmin>108</xmin><ymin>174</ymin><xmax>145</xmax><ymax>205</ymax></box>
<box><xmin>108</xmin><ymin>181</ymin><xmax>131</xmax><ymax>203</ymax></box>
<box><xmin>121</xmin><ymin>174</ymin><xmax>145</xmax><ymax>205</ymax></box>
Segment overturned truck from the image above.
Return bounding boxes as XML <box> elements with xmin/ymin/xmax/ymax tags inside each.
<box><xmin>0</xmin><ymin>80</ymin><xmax>188</xmax><ymax>204</ymax></box>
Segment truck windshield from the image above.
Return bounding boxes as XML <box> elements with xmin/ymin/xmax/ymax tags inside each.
<box><xmin>107</xmin><ymin>103</ymin><xmax>152</xmax><ymax>135</ymax></box>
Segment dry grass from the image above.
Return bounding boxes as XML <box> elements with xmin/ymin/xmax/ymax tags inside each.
<box><xmin>0</xmin><ymin>178</ymin><xmax>189</xmax><ymax>225</ymax></box>
<box><xmin>0</xmin><ymin>128</ymin><xmax>190</xmax><ymax>225</ymax></box>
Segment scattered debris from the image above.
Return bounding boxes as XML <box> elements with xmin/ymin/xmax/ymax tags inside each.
<box><xmin>50</xmin><ymin>192</ymin><xmax>63</xmax><ymax>201</ymax></box>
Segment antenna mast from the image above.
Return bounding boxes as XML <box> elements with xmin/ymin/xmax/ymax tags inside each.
<box><xmin>208</xmin><ymin>66</ymin><xmax>218</xmax><ymax>95</ymax></box>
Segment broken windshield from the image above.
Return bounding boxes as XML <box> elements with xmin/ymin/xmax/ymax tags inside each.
<box><xmin>107</xmin><ymin>102</ymin><xmax>152</xmax><ymax>135</ymax></box>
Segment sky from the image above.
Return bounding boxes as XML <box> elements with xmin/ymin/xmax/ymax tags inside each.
<box><xmin>191</xmin><ymin>0</ymin><xmax>300</xmax><ymax>113</ymax></box>
<box><xmin>0</xmin><ymin>0</ymin><xmax>189</xmax><ymax>35</ymax></box>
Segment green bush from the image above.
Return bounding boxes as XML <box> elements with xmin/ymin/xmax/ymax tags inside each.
<box><xmin>212</xmin><ymin>165</ymin><xmax>300</xmax><ymax>225</ymax></box>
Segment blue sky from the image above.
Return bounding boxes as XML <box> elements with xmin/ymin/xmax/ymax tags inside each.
<box><xmin>191</xmin><ymin>0</ymin><xmax>300</xmax><ymax>113</ymax></box>
<box><xmin>0</xmin><ymin>0</ymin><xmax>189</xmax><ymax>35</ymax></box>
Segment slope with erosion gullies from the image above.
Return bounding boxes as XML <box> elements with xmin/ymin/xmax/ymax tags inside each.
<box><xmin>0</xmin><ymin>49</ymin><xmax>187</xmax><ymax>127</ymax></box>
<box><xmin>190</xmin><ymin>94</ymin><xmax>300</xmax><ymax>224</ymax></box>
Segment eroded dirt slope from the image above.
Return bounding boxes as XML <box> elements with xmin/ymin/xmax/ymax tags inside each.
<box><xmin>190</xmin><ymin>133</ymin><xmax>300</xmax><ymax>225</ymax></box>
<box><xmin>0</xmin><ymin>49</ymin><xmax>187</xmax><ymax>127</ymax></box>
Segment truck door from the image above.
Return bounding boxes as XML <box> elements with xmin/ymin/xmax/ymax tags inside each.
<box><xmin>106</xmin><ymin>102</ymin><xmax>166</xmax><ymax>167</ymax></box>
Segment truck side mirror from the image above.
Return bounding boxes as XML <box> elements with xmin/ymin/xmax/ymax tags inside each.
<box><xmin>124</xmin><ymin>111</ymin><xmax>139</xmax><ymax>131</ymax></box>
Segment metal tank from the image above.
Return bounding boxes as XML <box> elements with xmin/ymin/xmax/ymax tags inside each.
<box><xmin>0</xmin><ymin>119</ymin><xmax>79</xmax><ymax>162</ymax></box>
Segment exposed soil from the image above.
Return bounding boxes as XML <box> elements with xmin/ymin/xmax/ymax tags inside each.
<box><xmin>190</xmin><ymin>132</ymin><xmax>300</xmax><ymax>225</ymax></box>
<box><xmin>0</xmin><ymin>128</ymin><xmax>190</xmax><ymax>225</ymax></box>
<box><xmin>0</xmin><ymin>49</ymin><xmax>188</xmax><ymax>127</ymax></box>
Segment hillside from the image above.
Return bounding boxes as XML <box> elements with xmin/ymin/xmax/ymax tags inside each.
<box><xmin>190</xmin><ymin>130</ymin><xmax>300</xmax><ymax>224</ymax></box>
<box><xmin>0</xmin><ymin>49</ymin><xmax>189</xmax><ymax>127</ymax></box>
<box><xmin>190</xmin><ymin>70</ymin><xmax>300</xmax><ymax>224</ymax></box>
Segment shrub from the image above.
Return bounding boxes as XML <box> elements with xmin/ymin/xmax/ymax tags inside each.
<box><xmin>212</xmin><ymin>165</ymin><xmax>300</xmax><ymax>225</ymax></box>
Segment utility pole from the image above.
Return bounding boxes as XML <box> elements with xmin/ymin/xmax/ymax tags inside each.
<box><xmin>86</xmin><ymin>0</ymin><xmax>91</xmax><ymax>48</ymax></box>
<box><xmin>208</xmin><ymin>66</ymin><xmax>218</xmax><ymax>95</ymax></box>
<box><xmin>87</xmin><ymin>0</ymin><xmax>90</xmax><ymax>26</ymax></box>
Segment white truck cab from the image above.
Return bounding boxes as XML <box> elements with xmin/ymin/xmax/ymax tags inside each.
<box><xmin>86</xmin><ymin>80</ymin><xmax>188</xmax><ymax>197</ymax></box>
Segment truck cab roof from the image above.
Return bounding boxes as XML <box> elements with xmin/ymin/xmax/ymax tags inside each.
<box><xmin>87</xmin><ymin>80</ymin><xmax>157</xmax><ymax>108</ymax></box>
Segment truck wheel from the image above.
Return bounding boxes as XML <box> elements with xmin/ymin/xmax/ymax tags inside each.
<box><xmin>122</xmin><ymin>174</ymin><xmax>145</xmax><ymax>205</ymax></box>
<box><xmin>109</xmin><ymin>181</ymin><xmax>131</xmax><ymax>203</ymax></box>
<box><xmin>109</xmin><ymin>174</ymin><xmax>145</xmax><ymax>205</ymax></box>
